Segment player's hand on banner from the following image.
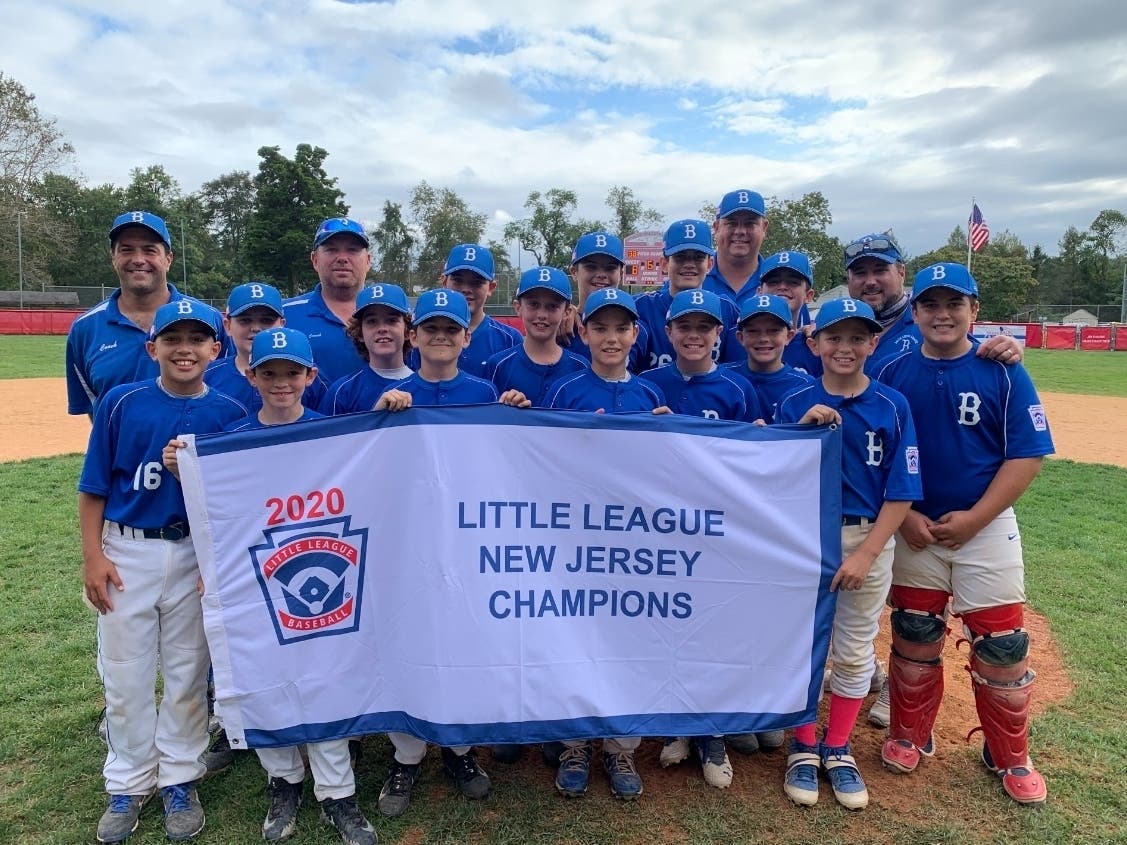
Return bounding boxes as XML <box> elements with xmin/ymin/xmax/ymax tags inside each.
<box><xmin>899</xmin><ymin>509</ymin><xmax>938</xmax><ymax>552</ymax></box>
<box><xmin>162</xmin><ymin>438</ymin><xmax>187</xmax><ymax>480</ymax></box>
<box><xmin>375</xmin><ymin>389</ymin><xmax>412</xmax><ymax>412</ymax></box>
<box><xmin>84</xmin><ymin>552</ymin><xmax>123</xmax><ymax>614</ymax></box>
<box><xmin>830</xmin><ymin>547</ymin><xmax>876</xmax><ymax>592</ymax></box>
<box><xmin>798</xmin><ymin>404</ymin><xmax>841</xmax><ymax>426</ymax></box>
<box><xmin>931</xmin><ymin>510</ymin><xmax>984</xmax><ymax>550</ymax></box>
<box><xmin>498</xmin><ymin>389</ymin><xmax>532</xmax><ymax>408</ymax></box>
<box><xmin>977</xmin><ymin>334</ymin><xmax>1023</xmax><ymax>364</ymax></box>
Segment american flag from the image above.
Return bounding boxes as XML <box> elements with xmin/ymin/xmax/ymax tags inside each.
<box><xmin>969</xmin><ymin>203</ymin><xmax>990</xmax><ymax>252</ymax></box>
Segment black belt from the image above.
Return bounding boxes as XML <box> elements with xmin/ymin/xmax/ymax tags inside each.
<box><xmin>113</xmin><ymin>521</ymin><xmax>191</xmax><ymax>541</ymax></box>
<box><xmin>841</xmin><ymin>515</ymin><xmax>870</xmax><ymax>527</ymax></box>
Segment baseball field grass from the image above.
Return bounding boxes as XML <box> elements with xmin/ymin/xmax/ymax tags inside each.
<box><xmin>1</xmin><ymin>455</ymin><xmax>1124</xmax><ymax>845</ymax></box>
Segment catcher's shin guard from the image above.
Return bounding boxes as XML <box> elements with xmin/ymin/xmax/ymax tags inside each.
<box><xmin>970</xmin><ymin>665</ymin><xmax>1047</xmax><ymax>805</ymax></box>
<box><xmin>881</xmin><ymin>653</ymin><xmax>943</xmax><ymax>774</ymax></box>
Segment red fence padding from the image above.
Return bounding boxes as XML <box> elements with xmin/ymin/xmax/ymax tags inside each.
<box><xmin>1026</xmin><ymin>323</ymin><xmax>1043</xmax><ymax>348</ymax></box>
<box><xmin>1079</xmin><ymin>326</ymin><xmax>1113</xmax><ymax>350</ymax></box>
<box><xmin>1044</xmin><ymin>325</ymin><xmax>1078</xmax><ymax>350</ymax></box>
<box><xmin>0</xmin><ymin>309</ymin><xmax>83</xmax><ymax>335</ymax></box>
<box><xmin>1114</xmin><ymin>326</ymin><xmax>1127</xmax><ymax>351</ymax></box>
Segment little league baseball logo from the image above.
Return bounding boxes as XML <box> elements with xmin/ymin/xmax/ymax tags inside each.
<box><xmin>250</xmin><ymin>517</ymin><xmax>369</xmax><ymax>645</ymax></box>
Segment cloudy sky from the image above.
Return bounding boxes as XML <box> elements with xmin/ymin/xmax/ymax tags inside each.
<box><xmin>4</xmin><ymin>0</ymin><xmax>1126</xmax><ymax>258</ymax></box>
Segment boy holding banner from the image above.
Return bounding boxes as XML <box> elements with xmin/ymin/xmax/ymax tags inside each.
<box><xmin>775</xmin><ymin>298</ymin><xmax>921</xmax><ymax>810</ymax></box>
<box><xmin>221</xmin><ymin>328</ymin><xmax>377</xmax><ymax>845</ymax></box>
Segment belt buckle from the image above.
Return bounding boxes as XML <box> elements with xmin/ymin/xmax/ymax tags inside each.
<box><xmin>160</xmin><ymin>522</ymin><xmax>188</xmax><ymax>541</ymax></box>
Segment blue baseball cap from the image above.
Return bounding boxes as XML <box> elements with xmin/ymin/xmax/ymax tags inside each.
<box><xmin>663</xmin><ymin>219</ymin><xmax>714</xmax><ymax>256</ymax></box>
<box><xmin>581</xmin><ymin>288</ymin><xmax>638</xmax><ymax>323</ymax></box>
<box><xmin>443</xmin><ymin>243</ymin><xmax>495</xmax><ymax>280</ymax></box>
<box><xmin>911</xmin><ymin>263</ymin><xmax>980</xmax><ymax>301</ymax></box>
<box><xmin>109</xmin><ymin>211</ymin><xmax>172</xmax><ymax>250</ymax></box>
<box><xmin>353</xmin><ymin>283</ymin><xmax>412</xmax><ymax>318</ymax></box>
<box><xmin>717</xmin><ymin>189</ymin><xmax>766</xmax><ymax>219</ymax></box>
<box><xmin>844</xmin><ymin>232</ymin><xmax>902</xmax><ymax>269</ymax></box>
<box><xmin>812</xmin><ymin>298</ymin><xmax>883</xmax><ymax>335</ymax></box>
<box><xmin>666</xmin><ymin>289</ymin><xmax>724</xmax><ymax>323</ymax></box>
<box><xmin>150</xmin><ymin>299</ymin><xmax>221</xmax><ymax>339</ymax></box>
<box><xmin>412</xmin><ymin>288</ymin><xmax>470</xmax><ymax>328</ymax></box>
<box><xmin>226</xmin><ymin>282</ymin><xmax>284</xmax><ymax>318</ymax></box>
<box><xmin>249</xmin><ymin>328</ymin><xmax>316</xmax><ymax>369</ymax></box>
<box><xmin>516</xmin><ymin>266</ymin><xmax>572</xmax><ymax>301</ymax></box>
<box><xmin>313</xmin><ymin>217</ymin><xmax>370</xmax><ymax>249</ymax></box>
<box><xmin>572</xmin><ymin>232</ymin><xmax>625</xmax><ymax>265</ymax></box>
<box><xmin>760</xmin><ymin>251</ymin><xmax>814</xmax><ymax>286</ymax></box>
<box><xmin>738</xmin><ymin>293</ymin><xmax>792</xmax><ymax>328</ymax></box>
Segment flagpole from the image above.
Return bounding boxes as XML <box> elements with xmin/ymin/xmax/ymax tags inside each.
<box><xmin>966</xmin><ymin>197</ymin><xmax>974</xmax><ymax>271</ymax></box>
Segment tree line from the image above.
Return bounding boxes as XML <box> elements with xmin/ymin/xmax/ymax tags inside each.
<box><xmin>1</xmin><ymin>71</ymin><xmax>1124</xmax><ymax>321</ymax></box>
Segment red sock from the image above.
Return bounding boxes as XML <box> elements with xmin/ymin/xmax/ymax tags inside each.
<box><xmin>794</xmin><ymin>722</ymin><xmax>817</xmax><ymax>747</ymax></box>
<box><xmin>823</xmin><ymin>693</ymin><xmax>864</xmax><ymax>748</ymax></box>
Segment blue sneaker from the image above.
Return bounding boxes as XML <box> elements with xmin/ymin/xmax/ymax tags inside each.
<box><xmin>96</xmin><ymin>793</ymin><xmax>149</xmax><ymax>843</ymax></box>
<box><xmin>783</xmin><ymin>740</ymin><xmax>820</xmax><ymax>806</ymax></box>
<box><xmin>555</xmin><ymin>743</ymin><xmax>591</xmax><ymax>797</ymax></box>
<box><xmin>820</xmin><ymin>742</ymin><xmax>869</xmax><ymax>810</ymax></box>
<box><xmin>603</xmin><ymin>750</ymin><xmax>643</xmax><ymax>799</ymax></box>
<box><xmin>161</xmin><ymin>783</ymin><xmax>205</xmax><ymax>840</ymax></box>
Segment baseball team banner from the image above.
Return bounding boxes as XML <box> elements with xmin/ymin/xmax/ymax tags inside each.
<box><xmin>179</xmin><ymin>406</ymin><xmax>842</xmax><ymax>750</ymax></box>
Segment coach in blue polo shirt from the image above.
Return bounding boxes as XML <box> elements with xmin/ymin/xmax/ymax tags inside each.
<box><xmin>283</xmin><ymin>217</ymin><xmax>373</xmax><ymax>384</ymax></box>
<box><xmin>66</xmin><ymin>211</ymin><xmax>223</xmax><ymax>418</ymax></box>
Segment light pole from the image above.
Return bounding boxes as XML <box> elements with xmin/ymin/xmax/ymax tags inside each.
<box><xmin>16</xmin><ymin>211</ymin><xmax>27</xmax><ymax>309</ymax></box>
<box><xmin>181</xmin><ymin>218</ymin><xmax>188</xmax><ymax>292</ymax></box>
<box><xmin>1121</xmin><ymin>261</ymin><xmax>1126</xmax><ymax>325</ymax></box>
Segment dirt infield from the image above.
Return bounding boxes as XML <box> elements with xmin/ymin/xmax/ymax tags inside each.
<box><xmin>0</xmin><ymin>377</ymin><xmax>1107</xmax><ymax>811</ymax></box>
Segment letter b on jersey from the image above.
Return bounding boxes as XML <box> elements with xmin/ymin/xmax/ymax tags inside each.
<box><xmin>958</xmin><ymin>392</ymin><xmax>981</xmax><ymax>426</ymax></box>
<box><xmin>865</xmin><ymin>431</ymin><xmax>884</xmax><ymax>467</ymax></box>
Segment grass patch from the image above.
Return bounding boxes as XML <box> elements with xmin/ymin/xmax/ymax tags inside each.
<box><xmin>1023</xmin><ymin>348</ymin><xmax>1127</xmax><ymax>397</ymax></box>
<box><xmin>0</xmin><ymin>459</ymin><xmax>1124</xmax><ymax>844</ymax></box>
<box><xmin>0</xmin><ymin>335</ymin><xmax>67</xmax><ymax>380</ymax></box>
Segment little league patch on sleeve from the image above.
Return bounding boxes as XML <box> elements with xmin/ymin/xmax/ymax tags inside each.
<box><xmin>1028</xmin><ymin>404</ymin><xmax>1048</xmax><ymax>431</ymax></box>
<box><xmin>905</xmin><ymin>446</ymin><xmax>920</xmax><ymax>474</ymax></box>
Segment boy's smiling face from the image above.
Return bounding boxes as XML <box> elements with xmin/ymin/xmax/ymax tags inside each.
<box><xmin>360</xmin><ymin>305</ymin><xmax>408</xmax><ymax>367</ymax></box>
<box><xmin>411</xmin><ymin>316</ymin><xmax>469</xmax><ymax>367</ymax></box>
<box><xmin>808</xmin><ymin>318</ymin><xmax>877</xmax><ymax>377</ymax></box>
<box><xmin>224</xmin><ymin>306</ymin><xmax>283</xmax><ymax>358</ymax></box>
<box><xmin>578</xmin><ymin>307</ymin><xmax>638</xmax><ymax>373</ymax></box>
<box><xmin>666</xmin><ymin>314</ymin><xmax>721</xmax><ymax>369</ymax></box>
<box><xmin>146</xmin><ymin>323</ymin><xmax>220</xmax><ymax>395</ymax></box>
<box><xmin>247</xmin><ymin>361</ymin><xmax>316</xmax><ymax>412</ymax></box>
<box><xmin>738</xmin><ymin>314</ymin><xmax>794</xmax><ymax>370</ymax></box>
<box><xmin>515</xmin><ymin>291</ymin><xmax>569</xmax><ymax>342</ymax></box>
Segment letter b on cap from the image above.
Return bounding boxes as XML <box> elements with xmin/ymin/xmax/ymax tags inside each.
<box><xmin>595</xmin><ymin>234</ymin><xmax>607</xmax><ymax>248</ymax></box>
<box><xmin>538</xmin><ymin>268</ymin><xmax>552</xmax><ymax>282</ymax></box>
<box><xmin>683</xmin><ymin>223</ymin><xmax>697</xmax><ymax>240</ymax></box>
<box><xmin>931</xmin><ymin>265</ymin><xmax>947</xmax><ymax>280</ymax></box>
<box><xmin>464</xmin><ymin>247</ymin><xmax>476</xmax><ymax>262</ymax></box>
<box><xmin>177</xmin><ymin>300</ymin><xmax>194</xmax><ymax>315</ymax></box>
<box><xmin>272</xmin><ymin>331</ymin><xmax>288</xmax><ymax>350</ymax></box>
<box><xmin>842</xmin><ymin>299</ymin><xmax>857</xmax><ymax>313</ymax></box>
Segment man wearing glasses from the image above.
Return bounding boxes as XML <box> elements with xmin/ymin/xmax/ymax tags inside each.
<box><xmin>703</xmin><ymin>190</ymin><xmax>770</xmax><ymax>309</ymax></box>
<box><xmin>843</xmin><ymin>233</ymin><xmax>1022</xmax><ymax>374</ymax></box>
<box><xmin>284</xmin><ymin>217</ymin><xmax>373</xmax><ymax>384</ymax></box>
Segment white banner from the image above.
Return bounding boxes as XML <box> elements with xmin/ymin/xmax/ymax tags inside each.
<box><xmin>179</xmin><ymin>406</ymin><xmax>841</xmax><ymax>750</ymax></box>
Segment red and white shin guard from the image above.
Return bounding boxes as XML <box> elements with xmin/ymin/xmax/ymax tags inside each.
<box><xmin>881</xmin><ymin>653</ymin><xmax>943</xmax><ymax>774</ymax></box>
<box><xmin>970</xmin><ymin>666</ymin><xmax>1047</xmax><ymax>805</ymax></box>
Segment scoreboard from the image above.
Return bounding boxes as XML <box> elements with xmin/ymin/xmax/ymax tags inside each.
<box><xmin>624</xmin><ymin>230</ymin><xmax>665</xmax><ymax>286</ymax></box>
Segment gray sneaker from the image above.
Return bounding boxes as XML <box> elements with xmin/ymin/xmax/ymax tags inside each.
<box><xmin>377</xmin><ymin>760</ymin><xmax>421</xmax><ymax>818</ymax></box>
<box><xmin>96</xmin><ymin>793</ymin><xmax>149</xmax><ymax>843</ymax></box>
<box><xmin>868</xmin><ymin>675</ymin><xmax>890</xmax><ymax>728</ymax></box>
<box><xmin>161</xmin><ymin>784</ymin><xmax>205</xmax><ymax>841</ymax></box>
<box><xmin>320</xmin><ymin>795</ymin><xmax>377</xmax><ymax>845</ymax></box>
<box><xmin>202</xmin><ymin>729</ymin><xmax>236</xmax><ymax>778</ymax></box>
<box><xmin>262</xmin><ymin>777</ymin><xmax>304</xmax><ymax>841</ymax></box>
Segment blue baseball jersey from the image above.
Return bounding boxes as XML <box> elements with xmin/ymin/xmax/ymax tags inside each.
<box><xmin>776</xmin><ymin>378</ymin><xmax>922</xmax><ymax>519</ymax></box>
<box><xmin>784</xmin><ymin>331</ymin><xmax>823</xmax><ymax>375</ymax></box>
<box><xmin>78</xmin><ymin>381</ymin><xmax>247</xmax><ymax>529</ymax></box>
<box><xmin>283</xmin><ymin>285</ymin><xmax>366</xmax><ymax>384</ymax></box>
<box><xmin>485</xmin><ymin>345</ymin><xmax>589</xmax><ymax>408</ymax></box>
<box><xmin>867</xmin><ymin>309</ymin><xmax>921</xmax><ymax>375</ymax></box>
<box><xmin>702</xmin><ymin>260</ymin><xmax>765</xmax><ymax>309</ymax></box>
<box><xmin>203</xmin><ymin>356</ymin><xmax>327</xmax><ymax>414</ymax></box>
<box><xmin>644</xmin><ymin>364</ymin><xmax>766</xmax><ymax>422</ymax></box>
<box><xmin>407</xmin><ymin>316</ymin><xmax>523</xmax><ymax>378</ymax></box>
<box><xmin>877</xmin><ymin>345</ymin><xmax>1054</xmax><ymax>521</ymax></box>
<box><xmin>547</xmin><ymin>370</ymin><xmax>666</xmax><ymax>414</ymax></box>
<box><xmin>224</xmin><ymin>407</ymin><xmax>325</xmax><ymax>432</ymax></box>
<box><xmin>387</xmin><ymin>371</ymin><xmax>499</xmax><ymax>406</ymax></box>
<box><xmin>635</xmin><ymin>283</ymin><xmax>741</xmax><ymax>372</ymax></box>
<box><xmin>560</xmin><ymin>320</ymin><xmax>651</xmax><ymax>374</ymax></box>
<box><xmin>723</xmin><ymin>362</ymin><xmax>814</xmax><ymax>423</ymax></box>
<box><xmin>65</xmin><ymin>285</ymin><xmax>225</xmax><ymax>417</ymax></box>
<box><xmin>320</xmin><ymin>365</ymin><xmax>414</xmax><ymax>414</ymax></box>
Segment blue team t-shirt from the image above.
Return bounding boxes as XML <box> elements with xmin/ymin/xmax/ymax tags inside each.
<box><xmin>408</xmin><ymin>316</ymin><xmax>523</xmax><ymax>378</ymax></box>
<box><xmin>634</xmin><ymin>284</ymin><xmax>742</xmax><ymax>372</ymax></box>
<box><xmin>320</xmin><ymin>365</ymin><xmax>414</xmax><ymax>414</ymax></box>
<box><xmin>78</xmin><ymin>380</ymin><xmax>247</xmax><ymax>528</ymax></box>
<box><xmin>387</xmin><ymin>371</ymin><xmax>499</xmax><ymax>406</ymax></box>
<box><xmin>546</xmin><ymin>370</ymin><xmax>666</xmax><ymax>414</ymax></box>
<box><xmin>283</xmin><ymin>285</ymin><xmax>366</xmax><ymax>384</ymax></box>
<box><xmin>203</xmin><ymin>356</ymin><xmax>327</xmax><ymax>414</ymax></box>
<box><xmin>877</xmin><ymin>345</ymin><xmax>1054</xmax><ymax>521</ymax></box>
<box><xmin>485</xmin><ymin>345</ymin><xmax>589</xmax><ymax>408</ymax></box>
<box><xmin>723</xmin><ymin>362</ymin><xmax>814</xmax><ymax>423</ymax></box>
<box><xmin>643</xmin><ymin>364</ymin><xmax>765</xmax><ymax>422</ymax></box>
<box><xmin>776</xmin><ymin>378</ymin><xmax>922</xmax><ymax>519</ymax></box>
<box><xmin>224</xmin><ymin>407</ymin><xmax>325</xmax><ymax>432</ymax></box>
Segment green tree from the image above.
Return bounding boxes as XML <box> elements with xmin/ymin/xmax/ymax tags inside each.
<box><xmin>123</xmin><ymin>165</ymin><xmax>180</xmax><ymax>216</ymax></box>
<box><xmin>1087</xmin><ymin>209</ymin><xmax>1127</xmax><ymax>303</ymax></box>
<box><xmin>369</xmin><ymin>200</ymin><xmax>415</xmax><ymax>286</ymax></box>
<box><xmin>605</xmin><ymin>185</ymin><xmax>662</xmax><ymax>240</ymax></box>
<box><xmin>199</xmin><ymin>170</ymin><xmax>256</xmax><ymax>281</ymax></box>
<box><xmin>761</xmin><ymin>191</ymin><xmax>844</xmax><ymax>292</ymax></box>
<box><xmin>408</xmin><ymin>181</ymin><xmax>486</xmax><ymax>282</ymax></box>
<box><xmin>244</xmin><ymin>144</ymin><xmax>347</xmax><ymax>293</ymax></box>
<box><xmin>909</xmin><ymin>246</ymin><xmax>1036</xmax><ymax>321</ymax></box>
<box><xmin>503</xmin><ymin>188</ymin><xmax>588</xmax><ymax>270</ymax></box>
<box><xmin>30</xmin><ymin>174</ymin><xmax>124</xmax><ymax>292</ymax></box>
